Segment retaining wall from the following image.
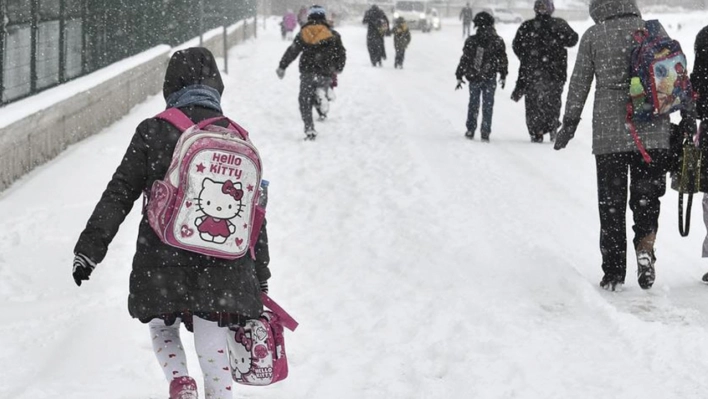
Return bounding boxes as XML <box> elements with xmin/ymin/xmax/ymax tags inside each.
<box><xmin>0</xmin><ymin>18</ymin><xmax>257</xmax><ymax>193</ymax></box>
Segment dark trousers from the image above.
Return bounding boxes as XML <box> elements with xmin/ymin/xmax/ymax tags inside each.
<box><xmin>463</xmin><ymin>22</ymin><xmax>471</xmax><ymax>37</ymax></box>
<box><xmin>299</xmin><ymin>73</ymin><xmax>331</xmax><ymax>131</ymax></box>
<box><xmin>394</xmin><ymin>46</ymin><xmax>406</xmax><ymax>67</ymax></box>
<box><xmin>524</xmin><ymin>78</ymin><xmax>564</xmax><ymax>137</ymax></box>
<box><xmin>595</xmin><ymin>150</ymin><xmax>668</xmax><ymax>280</ymax></box>
<box><xmin>367</xmin><ymin>34</ymin><xmax>386</xmax><ymax>65</ymax></box>
<box><xmin>466</xmin><ymin>78</ymin><xmax>497</xmax><ymax>136</ymax></box>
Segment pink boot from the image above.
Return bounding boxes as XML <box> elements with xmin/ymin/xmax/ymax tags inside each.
<box><xmin>169</xmin><ymin>376</ymin><xmax>198</xmax><ymax>399</ymax></box>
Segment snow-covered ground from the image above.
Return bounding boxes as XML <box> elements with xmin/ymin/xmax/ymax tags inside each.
<box><xmin>2</xmin><ymin>13</ymin><xmax>708</xmax><ymax>399</ymax></box>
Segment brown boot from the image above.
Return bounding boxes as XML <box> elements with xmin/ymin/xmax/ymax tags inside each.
<box><xmin>636</xmin><ymin>232</ymin><xmax>656</xmax><ymax>289</ymax></box>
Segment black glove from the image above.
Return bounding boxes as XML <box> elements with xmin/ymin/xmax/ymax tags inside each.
<box><xmin>72</xmin><ymin>253</ymin><xmax>96</xmax><ymax>286</ymax></box>
<box><xmin>554</xmin><ymin>119</ymin><xmax>580</xmax><ymax>150</ymax></box>
<box><xmin>679</xmin><ymin>117</ymin><xmax>698</xmax><ymax>139</ymax></box>
<box><xmin>455</xmin><ymin>78</ymin><xmax>465</xmax><ymax>90</ymax></box>
<box><xmin>499</xmin><ymin>76</ymin><xmax>506</xmax><ymax>89</ymax></box>
<box><xmin>259</xmin><ymin>280</ymin><xmax>269</xmax><ymax>294</ymax></box>
<box><xmin>510</xmin><ymin>86</ymin><xmax>523</xmax><ymax>102</ymax></box>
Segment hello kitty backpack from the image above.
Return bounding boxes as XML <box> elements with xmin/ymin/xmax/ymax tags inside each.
<box><xmin>146</xmin><ymin>108</ymin><xmax>265</xmax><ymax>260</ymax></box>
<box><xmin>227</xmin><ymin>293</ymin><xmax>299</xmax><ymax>386</ymax></box>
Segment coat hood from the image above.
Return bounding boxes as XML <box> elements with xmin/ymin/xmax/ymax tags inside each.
<box><xmin>300</xmin><ymin>23</ymin><xmax>334</xmax><ymax>45</ymax></box>
<box><xmin>163</xmin><ymin>47</ymin><xmax>224</xmax><ymax>100</ymax></box>
<box><xmin>589</xmin><ymin>0</ymin><xmax>641</xmax><ymax>23</ymax></box>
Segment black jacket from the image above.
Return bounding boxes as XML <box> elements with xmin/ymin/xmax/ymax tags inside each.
<box><xmin>692</xmin><ymin>25</ymin><xmax>708</xmax><ymax>121</ymax></box>
<box><xmin>279</xmin><ymin>20</ymin><xmax>346</xmax><ymax>76</ymax></box>
<box><xmin>74</xmin><ymin>48</ymin><xmax>270</xmax><ymax>321</ymax></box>
<box><xmin>363</xmin><ymin>6</ymin><xmax>390</xmax><ymax>38</ymax></box>
<box><xmin>456</xmin><ymin>27</ymin><xmax>508</xmax><ymax>82</ymax></box>
<box><xmin>392</xmin><ymin>21</ymin><xmax>411</xmax><ymax>50</ymax></box>
<box><xmin>512</xmin><ymin>14</ymin><xmax>578</xmax><ymax>83</ymax></box>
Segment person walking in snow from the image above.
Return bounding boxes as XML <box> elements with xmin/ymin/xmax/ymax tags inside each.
<box><xmin>392</xmin><ymin>16</ymin><xmax>411</xmax><ymax>69</ymax></box>
<box><xmin>297</xmin><ymin>5</ymin><xmax>309</xmax><ymax>27</ymax></box>
<box><xmin>71</xmin><ymin>47</ymin><xmax>271</xmax><ymax>399</ymax></box>
<box><xmin>460</xmin><ymin>2</ymin><xmax>474</xmax><ymax>38</ymax></box>
<box><xmin>455</xmin><ymin>11</ymin><xmax>508</xmax><ymax>142</ymax></box>
<box><xmin>362</xmin><ymin>4</ymin><xmax>390</xmax><ymax>67</ymax></box>
<box><xmin>691</xmin><ymin>25</ymin><xmax>708</xmax><ymax>283</ymax></box>
<box><xmin>512</xmin><ymin>0</ymin><xmax>578</xmax><ymax>143</ymax></box>
<box><xmin>553</xmin><ymin>0</ymin><xmax>695</xmax><ymax>291</ymax></box>
<box><xmin>281</xmin><ymin>9</ymin><xmax>298</xmax><ymax>40</ymax></box>
<box><xmin>276</xmin><ymin>5</ymin><xmax>347</xmax><ymax>140</ymax></box>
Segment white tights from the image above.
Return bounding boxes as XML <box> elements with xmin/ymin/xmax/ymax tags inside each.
<box><xmin>149</xmin><ymin>316</ymin><xmax>233</xmax><ymax>399</ymax></box>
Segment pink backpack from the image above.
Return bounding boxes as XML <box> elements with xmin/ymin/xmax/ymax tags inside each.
<box><xmin>227</xmin><ymin>293</ymin><xmax>299</xmax><ymax>385</ymax></box>
<box><xmin>146</xmin><ymin>108</ymin><xmax>265</xmax><ymax>260</ymax></box>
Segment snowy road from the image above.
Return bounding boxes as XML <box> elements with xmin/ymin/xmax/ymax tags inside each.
<box><xmin>2</xmin><ymin>13</ymin><xmax>708</xmax><ymax>399</ymax></box>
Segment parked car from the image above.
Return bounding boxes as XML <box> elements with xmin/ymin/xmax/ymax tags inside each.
<box><xmin>481</xmin><ymin>7</ymin><xmax>523</xmax><ymax>24</ymax></box>
<box><xmin>393</xmin><ymin>0</ymin><xmax>434</xmax><ymax>32</ymax></box>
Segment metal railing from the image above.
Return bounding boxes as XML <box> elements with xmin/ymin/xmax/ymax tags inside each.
<box><xmin>0</xmin><ymin>0</ymin><xmax>256</xmax><ymax>105</ymax></box>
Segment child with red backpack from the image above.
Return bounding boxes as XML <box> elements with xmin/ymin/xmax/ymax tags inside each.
<box><xmin>72</xmin><ymin>47</ymin><xmax>271</xmax><ymax>399</ymax></box>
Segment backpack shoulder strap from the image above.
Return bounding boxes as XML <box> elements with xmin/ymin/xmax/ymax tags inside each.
<box><xmin>155</xmin><ymin>108</ymin><xmax>195</xmax><ymax>132</ymax></box>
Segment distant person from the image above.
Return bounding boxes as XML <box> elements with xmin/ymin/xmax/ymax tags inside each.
<box><xmin>460</xmin><ymin>2</ymin><xmax>474</xmax><ymax>38</ymax></box>
<box><xmin>281</xmin><ymin>9</ymin><xmax>298</xmax><ymax>40</ymax></box>
<box><xmin>71</xmin><ymin>47</ymin><xmax>271</xmax><ymax>399</ymax></box>
<box><xmin>512</xmin><ymin>0</ymin><xmax>578</xmax><ymax>143</ymax></box>
<box><xmin>392</xmin><ymin>16</ymin><xmax>411</xmax><ymax>69</ymax></box>
<box><xmin>455</xmin><ymin>12</ymin><xmax>508</xmax><ymax>142</ymax></box>
<box><xmin>297</xmin><ymin>5</ymin><xmax>309</xmax><ymax>27</ymax></box>
<box><xmin>363</xmin><ymin>4</ymin><xmax>390</xmax><ymax>67</ymax></box>
<box><xmin>553</xmin><ymin>0</ymin><xmax>694</xmax><ymax>291</ymax></box>
<box><xmin>276</xmin><ymin>5</ymin><xmax>347</xmax><ymax>140</ymax></box>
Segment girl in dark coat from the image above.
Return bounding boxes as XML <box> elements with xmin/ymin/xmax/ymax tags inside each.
<box><xmin>693</xmin><ymin>25</ymin><xmax>708</xmax><ymax>123</ymax></box>
<box><xmin>392</xmin><ymin>17</ymin><xmax>411</xmax><ymax>69</ymax></box>
<box><xmin>72</xmin><ymin>47</ymin><xmax>270</xmax><ymax>399</ymax></box>
<box><xmin>692</xmin><ymin>25</ymin><xmax>708</xmax><ymax>283</ymax></box>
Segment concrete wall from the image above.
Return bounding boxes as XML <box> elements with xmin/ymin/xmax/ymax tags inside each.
<box><xmin>0</xmin><ymin>19</ymin><xmax>257</xmax><ymax>193</ymax></box>
<box><xmin>201</xmin><ymin>18</ymin><xmax>258</xmax><ymax>59</ymax></box>
<box><xmin>0</xmin><ymin>49</ymin><xmax>170</xmax><ymax>193</ymax></box>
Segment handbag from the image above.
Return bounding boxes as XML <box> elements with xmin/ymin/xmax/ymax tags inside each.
<box><xmin>227</xmin><ymin>293</ymin><xmax>299</xmax><ymax>386</ymax></box>
<box><xmin>670</xmin><ymin>124</ymin><xmax>702</xmax><ymax>236</ymax></box>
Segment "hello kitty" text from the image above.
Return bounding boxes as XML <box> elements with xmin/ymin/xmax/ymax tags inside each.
<box><xmin>210</xmin><ymin>152</ymin><xmax>243</xmax><ymax>179</ymax></box>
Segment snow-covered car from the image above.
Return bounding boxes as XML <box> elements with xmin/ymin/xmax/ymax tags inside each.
<box><xmin>393</xmin><ymin>0</ymin><xmax>433</xmax><ymax>32</ymax></box>
<box><xmin>481</xmin><ymin>7</ymin><xmax>523</xmax><ymax>24</ymax></box>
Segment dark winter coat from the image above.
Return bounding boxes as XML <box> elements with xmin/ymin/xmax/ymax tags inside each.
<box><xmin>455</xmin><ymin>26</ymin><xmax>508</xmax><ymax>83</ymax></box>
<box><xmin>460</xmin><ymin>6</ymin><xmax>474</xmax><ymax>24</ymax></box>
<box><xmin>362</xmin><ymin>6</ymin><xmax>389</xmax><ymax>39</ymax></box>
<box><xmin>562</xmin><ymin>0</ymin><xmax>669</xmax><ymax>155</ymax></box>
<box><xmin>692</xmin><ymin>25</ymin><xmax>708</xmax><ymax>121</ymax></box>
<box><xmin>74</xmin><ymin>48</ymin><xmax>270</xmax><ymax>322</ymax></box>
<box><xmin>279</xmin><ymin>20</ymin><xmax>346</xmax><ymax>76</ymax></box>
<box><xmin>512</xmin><ymin>14</ymin><xmax>578</xmax><ymax>83</ymax></box>
<box><xmin>392</xmin><ymin>21</ymin><xmax>411</xmax><ymax>50</ymax></box>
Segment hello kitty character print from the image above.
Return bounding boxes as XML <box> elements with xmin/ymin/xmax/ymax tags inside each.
<box><xmin>194</xmin><ymin>179</ymin><xmax>244</xmax><ymax>244</ymax></box>
<box><xmin>230</xmin><ymin>328</ymin><xmax>255</xmax><ymax>378</ymax></box>
<box><xmin>146</xmin><ymin>109</ymin><xmax>264</xmax><ymax>260</ymax></box>
<box><xmin>226</xmin><ymin>294</ymin><xmax>299</xmax><ymax>386</ymax></box>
